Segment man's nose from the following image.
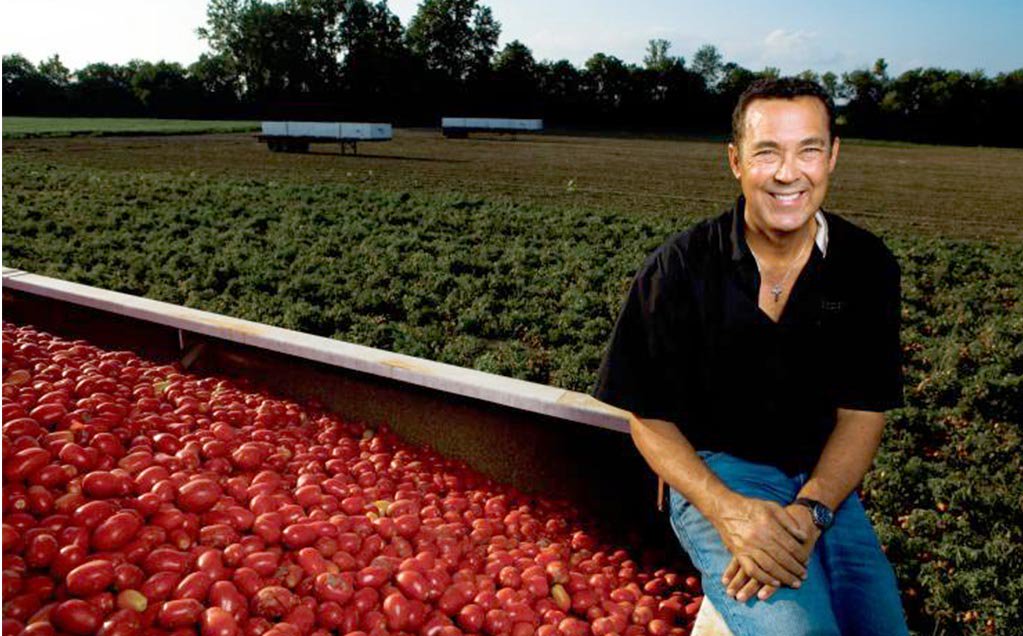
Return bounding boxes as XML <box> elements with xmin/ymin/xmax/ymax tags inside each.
<box><xmin>773</xmin><ymin>152</ymin><xmax>798</xmax><ymax>183</ymax></box>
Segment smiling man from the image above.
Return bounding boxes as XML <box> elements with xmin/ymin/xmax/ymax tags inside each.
<box><xmin>594</xmin><ymin>78</ymin><xmax>910</xmax><ymax>634</ymax></box>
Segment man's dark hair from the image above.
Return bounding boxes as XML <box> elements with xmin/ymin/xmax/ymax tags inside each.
<box><xmin>731</xmin><ymin>77</ymin><xmax>837</xmax><ymax>147</ymax></box>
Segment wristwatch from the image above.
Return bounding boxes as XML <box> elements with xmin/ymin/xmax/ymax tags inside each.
<box><xmin>794</xmin><ymin>498</ymin><xmax>835</xmax><ymax>531</ymax></box>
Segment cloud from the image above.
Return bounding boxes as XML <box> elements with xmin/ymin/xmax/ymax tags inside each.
<box><xmin>755</xmin><ymin>29</ymin><xmax>844</xmax><ymax>73</ymax></box>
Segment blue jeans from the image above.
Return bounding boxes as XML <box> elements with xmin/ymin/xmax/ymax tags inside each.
<box><xmin>669</xmin><ymin>451</ymin><xmax>909</xmax><ymax>636</ymax></box>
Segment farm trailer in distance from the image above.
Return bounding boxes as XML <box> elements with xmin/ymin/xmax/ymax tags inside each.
<box><xmin>441</xmin><ymin>117</ymin><xmax>544</xmax><ymax>138</ymax></box>
<box><xmin>257</xmin><ymin>121</ymin><xmax>393</xmax><ymax>154</ymax></box>
<box><xmin>1</xmin><ymin>268</ymin><xmax>733</xmax><ymax>636</ymax></box>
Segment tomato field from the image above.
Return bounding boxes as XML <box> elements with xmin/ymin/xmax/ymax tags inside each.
<box><xmin>2</xmin><ymin>118</ymin><xmax>259</xmax><ymax>139</ymax></box>
<box><xmin>3</xmin><ymin>129</ymin><xmax>1023</xmax><ymax>634</ymax></box>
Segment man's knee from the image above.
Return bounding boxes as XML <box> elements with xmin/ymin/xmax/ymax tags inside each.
<box><xmin>711</xmin><ymin>587</ymin><xmax>841</xmax><ymax>636</ymax></box>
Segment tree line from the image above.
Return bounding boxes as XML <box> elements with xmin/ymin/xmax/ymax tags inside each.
<box><xmin>4</xmin><ymin>0</ymin><xmax>1022</xmax><ymax>146</ymax></box>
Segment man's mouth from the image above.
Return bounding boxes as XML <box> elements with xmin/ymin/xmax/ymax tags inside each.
<box><xmin>770</xmin><ymin>191</ymin><xmax>804</xmax><ymax>203</ymax></box>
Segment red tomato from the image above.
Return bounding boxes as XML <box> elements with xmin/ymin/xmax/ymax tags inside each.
<box><xmin>314</xmin><ymin>572</ymin><xmax>354</xmax><ymax>605</ymax></box>
<box><xmin>143</xmin><ymin>548</ymin><xmax>191</xmax><ymax>575</ymax></box>
<box><xmin>209</xmin><ymin>581</ymin><xmax>248</xmax><ymax>621</ymax></box>
<box><xmin>395</xmin><ymin>569</ymin><xmax>430</xmax><ymax>601</ymax></box>
<box><xmin>457</xmin><ymin>604</ymin><xmax>485</xmax><ymax>633</ymax></box>
<box><xmin>250</xmin><ymin>586</ymin><xmax>298</xmax><ymax>620</ymax></box>
<box><xmin>25</xmin><ymin>533</ymin><xmax>60</xmax><ymax>569</ymax></box>
<box><xmin>174</xmin><ymin>571</ymin><xmax>214</xmax><ymax>602</ymax></box>
<box><xmin>177</xmin><ymin>479</ymin><xmax>222</xmax><ymax>513</ymax></box>
<box><xmin>82</xmin><ymin>471</ymin><xmax>131</xmax><ymax>498</ymax></box>
<box><xmin>141</xmin><ymin>571</ymin><xmax>184</xmax><ymax>602</ymax></box>
<box><xmin>4</xmin><ymin>447</ymin><xmax>51</xmax><ymax>481</ymax></box>
<box><xmin>51</xmin><ymin>599</ymin><xmax>102</xmax><ymax>636</ymax></box>
<box><xmin>201</xmin><ymin>607</ymin><xmax>239</xmax><ymax>636</ymax></box>
<box><xmin>66</xmin><ymin>560</ymin><xmax>116</xmax><ymax>597</ymax></box>
<box><xmin>282</xmin><ymin>523</ymin><xmax>319</xmax><ymax>549</ymax></box>
<box><xmin>92</xmin><ymin>512</ymin><xmax>142</xmax><ymax>551</ymax></box>
<box><xmin>158</xmin><ymin>599</ymin><xmax>205</xmax><ymax>628</ymax></box>
<box><xmin>97</xmin><ymin>608</ymin><xmax>142</xmax><ymax>636</ymax></box>
<box><xmin>355</xmin><ymin>565</ymin><xmax>389</xmax><ymax>588</ymax></box>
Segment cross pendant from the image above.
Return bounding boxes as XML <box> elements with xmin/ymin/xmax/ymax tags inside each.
<box><xmin>772</xmin><ymin>285</ymin><xmax>783</xmax><ymax>302</ymax></box>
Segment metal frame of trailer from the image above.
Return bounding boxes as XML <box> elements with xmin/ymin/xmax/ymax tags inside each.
<box><xmin>0</xmin><ymin>268</ymin><xmax>732</xmax><ymax>635</ymax></box>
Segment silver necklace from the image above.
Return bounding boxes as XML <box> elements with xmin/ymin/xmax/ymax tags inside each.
<box><xmin>749</xmin><ymin>230</ymin><xmax>814</xmax><ymax>303</ymax></box>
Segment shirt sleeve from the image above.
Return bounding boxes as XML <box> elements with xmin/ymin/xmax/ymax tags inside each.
<box><xmin>592</xmin><ymin>246</ymin><xmax>690</xmax><ymax>423</ymax></box>
<box><xmin>834</xmin><ymin>249</ymin><xmax>905</xmax><ymax>411</ymax></box>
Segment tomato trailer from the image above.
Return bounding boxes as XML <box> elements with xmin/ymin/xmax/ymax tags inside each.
<box><xmin>257</xmin><ymin>122</ymin><xmax>393</xmax><ymax>154</ymax></box>
<box><xmin>1</xmin><ymin>268</ymin><xmax>732</xmax><ymax>635</ymax></box>
<box><xmin>441</xmin><ymin>118</ymin><xmax>544</xmax><ymax>139</ymax></box>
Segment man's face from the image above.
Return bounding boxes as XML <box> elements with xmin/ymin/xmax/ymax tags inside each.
<box><xmin>728</xmin><ymin>96</ymin><xmax>839</xmax><ymax>235</ymax></box>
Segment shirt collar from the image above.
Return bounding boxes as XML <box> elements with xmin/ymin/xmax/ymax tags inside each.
<box><xmin>729</xmin><ymin>196</ymin><xmax>829</xmax><ymax>262</ymax></box>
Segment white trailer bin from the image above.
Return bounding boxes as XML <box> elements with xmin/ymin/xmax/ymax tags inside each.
<box><xmin>258</xmin><ymin>121</ymin><xmax>393</xmax><ymax>154</ymax></box>
<box><xmin>441</xmin><ymin>117</ymin><xmax>544</xmax><ymax>138</ymax></box>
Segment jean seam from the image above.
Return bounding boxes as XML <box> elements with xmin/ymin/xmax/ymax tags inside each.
<box><xmin>670</xmin><ymin>506</ymin><xmax>753</xmax><ymax>636</ymax></box>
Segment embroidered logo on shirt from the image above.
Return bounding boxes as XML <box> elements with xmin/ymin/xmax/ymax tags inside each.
<box><xmin>821</xmin><ymin>300</ymin><xmax>846</xmax><ymax>313</ymax></box>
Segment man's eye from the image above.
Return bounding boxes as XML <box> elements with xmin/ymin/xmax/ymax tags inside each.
<box><xmin>801</xmin><ymin>147</ymin><xmax>823</xmax><ymax>155</ymax></box>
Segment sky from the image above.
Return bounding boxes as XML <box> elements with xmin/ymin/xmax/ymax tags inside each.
<box><xmin>2</xmin><ymin>0</ymin><xmax>1020</xmax><ymax>78</ymax></box>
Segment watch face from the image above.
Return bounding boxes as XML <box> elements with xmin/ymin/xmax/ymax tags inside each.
<box><xmin>815</xmin><ymin>505</ymin><xmax>834</xmax><ymax>529</ymax></box>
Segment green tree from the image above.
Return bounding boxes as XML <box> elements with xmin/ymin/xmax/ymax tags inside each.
<box><xmin>643</xmin><ymin>39</ymin><xmax>678</xmax><ymax>73</ymax></box>
<box><xmin>38</xmin><ymin>54</ymin><xmax>71</xmax><ymax>87</ymax></box>
<box><xmin>336</xmin><ymin>0</ymin><xmax>412</xmax><ymax>117</ymax></box>
<box><xmin>583</xmin><ymin>53</ymin><xmax>632</xmax><ymax>109</ymax></box>
<box><xmin>841</xmin><ymin>62</ymin><xmax>890</xmax><ymax>137</ymax></box>
<box><xmin>199</xmin><ymin>0</ymin><xmax>344</xmax><ymax>100</ymax></box>
<box><xmin>405</xmin><ymin>0</ymin><xmax>501</xmax><ymax>82</ymax></box>
<box><xmin>691</xmin><ymin>44</ymin><xmax>723</xmax><ymax>90</ymax></box>
<box><xmin>72</xmin><ymin>62</ymin><xmax>140</xmax><ymax>115</ymax></box>
<box><xmin>820</xmin><ymin>71</ymin><xmax>840</xmax><ymax>99</ymax></box>
<box><xmin>128</xmin><ymin>60</ymin><xmax>201</xmax><ymax>116</ymax></box>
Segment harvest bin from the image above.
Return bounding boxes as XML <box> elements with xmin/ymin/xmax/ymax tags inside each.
<box><xmin>4</xmin><ymin>269</ymin><xmax>738</xmax><ymax>635</ymax></box>
<box><xmin>1</xmin><ymin>268</ymin><xmax>670</xmax><ymax>551</ymax></box>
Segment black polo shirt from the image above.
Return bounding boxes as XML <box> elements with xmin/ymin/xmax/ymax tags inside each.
<box><xmin>594</xmin><ymin>197</ymin><xmax>903</xmax><ymax>475</ymax></box>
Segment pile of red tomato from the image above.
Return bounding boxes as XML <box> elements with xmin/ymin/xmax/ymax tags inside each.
<box><xmin>2</xmin><ymin>322</ymin><xmax>703</xmax><ymax>636</ymax></box>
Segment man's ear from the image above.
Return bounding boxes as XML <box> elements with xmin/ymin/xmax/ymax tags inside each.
<box><xmin>727</xmin><ymin>142</ymin><xmax>742</xmax><ymax>179</ymax></box>
<box><xmin>828</xmin><ymin>137</ymin><xmax>841</xmax><ymax>173</ymax></box>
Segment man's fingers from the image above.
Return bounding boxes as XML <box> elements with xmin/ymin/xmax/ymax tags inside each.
<box><xmin>738</xmin><ymin>553</ymin><xmax>780</xmax><ymax>588</ymax></box>
<box><xmin>769</xmin><ymin>523</ymin><xmax>807</xmax><ymax>563</ymax></box>
<box><xmin>767</xmin><ymin>538</ymin><xmax>808</xmax><ymax>582</ymax></box>
<box><xmin>721</xmin><ymin>558</ymin><xmax>741</xmax><ymax>586</ymax></box>
<box><xmin>772</xmin><ymin>505</ymin><xmax>808</xmax><ymax>542</ymax></box>
<box><xmin>725</xmin><ymin>565</ymin><xmax>750</xmax><ymax>598</ymax></box>
<box><xmin>735</xmin><ymin>576</ymin><xmax>762</xmax><ymax>603</ymax></box>
<box><xmin>750</xmin><ymin>549</ymin><xmax>804</xmax><ymax>588</ymax></box>
<box><xmin>757</xmin><ymin>583</ymin><xmax>779</xmax><ymax>601</ymax></box>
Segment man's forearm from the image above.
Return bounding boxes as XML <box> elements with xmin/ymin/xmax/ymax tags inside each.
<box><xmin>630</xmin><ymin>417</ymin><xmax>739</xmax><ymax>525</ymax></box>
<box><xmin>797</xmin><ymin>408</ymin><xmax>886</xmax><ymax>511</ymax></box>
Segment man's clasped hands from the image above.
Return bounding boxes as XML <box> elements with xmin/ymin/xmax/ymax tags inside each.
<box><xmin>711</xmin><ymin>495</ymin><xmax>822</xmax><ymax>604</ymax></box>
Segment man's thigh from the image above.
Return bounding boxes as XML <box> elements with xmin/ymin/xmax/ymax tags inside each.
<box><xmin>819</xmin><ymin>493</ymin><xmax>910</xmax><ymax>636</ymax></box>
<box><xmin>668</xmin><ymin>452</ymin><xmax>841</xmax><ymax>636</ymax></box>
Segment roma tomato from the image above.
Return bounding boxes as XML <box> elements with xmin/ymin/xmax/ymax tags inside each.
<box><xmin>66</xmin><ymin>560</ymin><xmax>116</xmax><ymax>597</ymax></box>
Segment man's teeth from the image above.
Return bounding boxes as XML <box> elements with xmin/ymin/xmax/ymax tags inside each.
<box><xmin>773</xmin><ymin>192</ymin><xmax>801</xmax><ymax>201</ymax></box>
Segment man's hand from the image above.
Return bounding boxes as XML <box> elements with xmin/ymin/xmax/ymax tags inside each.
<box><xmin>711</xmin><ymin>497</ymin><xmax>814</xmax><ymax>601</ymax></box>
<box><xmin>721</xmin><ymin>503</ymin><xmax>821</xmax><ymax>602</ymax></box>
